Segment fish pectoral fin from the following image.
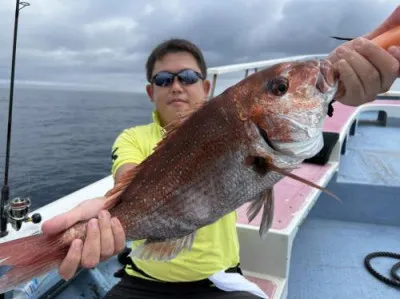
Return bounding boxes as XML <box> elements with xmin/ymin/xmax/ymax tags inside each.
<box><xmin>246</xmin><ymin>188</ymin><xmax>274</xmax><ymax>239</ymax></box>
<box><xmin>129</xmin><ymin>232</ymin><xmax>197</xmax><ymax>261</ymax></box>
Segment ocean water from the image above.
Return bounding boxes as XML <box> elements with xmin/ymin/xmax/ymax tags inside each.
<box><xmin>0</xmin><ymin>86</ymin><xmax>153</xmax><ymax>210</ymax></box>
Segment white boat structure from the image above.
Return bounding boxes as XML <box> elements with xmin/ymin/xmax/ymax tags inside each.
<box><xmin>1</xmin><ymin>55</ymin><xmax>400</xmax><ymax>299</ymax></box>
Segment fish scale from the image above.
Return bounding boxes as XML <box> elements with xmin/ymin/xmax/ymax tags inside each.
<box><xmin>122</xmin><ymin>102</ymin><xmax>246</xmax><ymax>240</ymax></box>
<box><xmin>122</xmin><ymin>107</ymin><xmax>282</xmax><ymax>242</ymax></box>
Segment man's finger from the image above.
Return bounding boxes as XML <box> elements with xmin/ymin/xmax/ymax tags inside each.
<box><xmin>339</xmin><ymin>41</ymin><xmax>381</xmax><ymax>98</ymax></box>
<box><xmin>58</xmin><ymin>239</ymin><xmax>83</xmax><ymax>281</ymax></box>
<box><xmin>388</xmin><ymin>46</ymin><xmax>400</xmax><ymax>77</ymax></box>
<box><xmin>42</xmin><ymin>206</ymin><xmax>83</xmax><ymax>236</ymax></box>
<box><xmin>42</xmin><ymin>197</ymin><xmax>106</xmax><ymax>235</ymax></box>
<box><xmin>355</xmin><ymin>38</ymin><xmax>399</xmax><ymax>91</ymax></box>
<box><xmin>81</xmin><ymin>219</ymin><xmax>101</xmax><ymax>269</ymax></box>
<box><xmin>98</xmin><ymin>210</ymin><xmax>115</xmax><ymax>259</ymax></box>
<box><xmin>111</xmin><ymin>217</ymin><xmax>126</xmax><ymax>254</ymax></box>
<box><xmin>336</xmin><ymin>59</ymin><xmax>366</xmax><ymax>105</ymax></box>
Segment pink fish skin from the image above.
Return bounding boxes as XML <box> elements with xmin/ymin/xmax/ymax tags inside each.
<box><xmin>0</xmin><ymin>58</ymin><xmax>338</xmax><ymax>293</ymax></box>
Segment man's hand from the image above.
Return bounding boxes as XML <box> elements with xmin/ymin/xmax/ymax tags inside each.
<box><xmin>41</xmin><ymin>197</ymin><xmax>126</xmax><ymax>280</ymax></box>
<box><xmin>328</xmin><ymin>5</ymin><xmax>400</xmax><ymax>106</ymax></box>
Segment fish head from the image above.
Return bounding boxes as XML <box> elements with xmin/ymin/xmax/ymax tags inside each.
<box><xmin>241</xmin><ymin>59</ymin><xmax>338</xmax><ymax>165</ymax></box>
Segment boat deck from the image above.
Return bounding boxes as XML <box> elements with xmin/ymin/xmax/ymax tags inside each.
<box><xmin>288</xmin><ymin>113</ymin><xmax>400</xmax><ymax>299</ymax></box>
<box><xmin>337</xmin><ymin>113</ymin><xmax>400</xmax><ymax>187</ymax></box>
<box><xmin>289</xmin><ymin>219</ymin><xmax>399</xmax><ymax>299</ymax></box>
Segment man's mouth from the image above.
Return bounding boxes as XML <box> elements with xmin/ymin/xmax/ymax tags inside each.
<box><xmin>168</xmin><ymin>99</ymin><xmax>188</xmax><ymax>105</ymax></box>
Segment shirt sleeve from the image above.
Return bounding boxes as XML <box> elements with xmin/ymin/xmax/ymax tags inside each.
<box><xmin>111</xmin><ymin>128</ymin><xmax>146</xmax><ymax>178</ymax></box>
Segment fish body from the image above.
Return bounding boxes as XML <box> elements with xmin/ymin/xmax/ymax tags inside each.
<box><xmin>112</xmin><ymin>59</ymin><xmax>337</xmax><ymax>246</ymax></box>
<box><xmin>0</xmin><ymin>58</ymin><xmax>338</xmax><ymax>293</ymax></box>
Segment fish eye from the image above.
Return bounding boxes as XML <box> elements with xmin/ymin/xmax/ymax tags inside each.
<box><xmin>266</xmin><ymin>76</ymin><xmax>289</xmax><ymax>96</ymax></box>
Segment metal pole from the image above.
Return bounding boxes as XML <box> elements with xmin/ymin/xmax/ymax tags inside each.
<box><xmin>0</xmin><ymin>0</ymin><xmax>30</xmax><ymax>238</ymax></box>
<box><xmin>0</xmin><ymin>2</ymin><xmax>31</xmax><ymax>297</ymax></box>
<box><xmin>0</xmin><ymin>0</ymin><xmax>23</xmax><ymax>239</ymax></box>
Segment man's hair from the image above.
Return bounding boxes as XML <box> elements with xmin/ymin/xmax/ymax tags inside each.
<box><xmin>145</xmin><ymin>38</ymin><xmax>207</xmax><ymax>82</ymax></box>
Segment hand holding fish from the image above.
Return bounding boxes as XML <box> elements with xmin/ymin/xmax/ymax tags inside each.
<box><xmin>328</xmin><ymin>5</ymin><xmax>400</xmax><ymax>106</ymax></box>
<box><xmin>41</xmin><ymin>197</ymin><xmax>126</xmax><ymax>280</ymax></box>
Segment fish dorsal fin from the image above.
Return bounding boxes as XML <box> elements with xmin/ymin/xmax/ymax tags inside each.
<box><xmin>163</xmin><ymin>102</ymin><xmax>206</xmax><ymax>133</ymax></box>
<box><xmin>162</xmin><ymin>115</ymin><xmax>187</xmax><ymax>135</ymax></box>
<box><xmin>153</xmin><ymin>102</ymin><xmax>207</xmax><ymax>152</ymax></box>
<box><xmin>103</xmin><ymin>166</ymin><xmax>140</xmax><ymax>210</ymax></box>
<box><xmin>103</xmin><ymin>102</ymin><xmax>207</xmax><ymax>211</ymax></box>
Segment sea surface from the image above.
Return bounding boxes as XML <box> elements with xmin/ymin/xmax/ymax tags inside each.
<box><xmin>0</xmin><ymin>86</ymin><xmax>153</xmax><ymax>210</ymax></box>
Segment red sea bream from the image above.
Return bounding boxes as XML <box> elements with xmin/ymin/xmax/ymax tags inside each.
<box><xmin>0</xmin><ymin>58</ymin><xmax>339</xmax><ymax>293</ymax></box>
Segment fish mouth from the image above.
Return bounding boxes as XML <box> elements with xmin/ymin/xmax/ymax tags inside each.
<box><xmin>272</xmin><ymin>134</ymin><xmax>324</xmax><ymax>159</ymax></box>
<box><xmin>257</xmin><ymin>125</ymin><xmax>276</xmax><ymax>151</ymax></box>
<box><xmin>316</xmin><ymin>59</ymin><xmax>339</xmax><ymax>117</ymax></box>
<box><xmin>316</xmin><ymin>59</ymin><xmax>336</xmax><ymax>94</ymax></box>
<box><xmin>318</xmin><ymin>60</ymin><xmax>340</xmax><ymax>98</ymax></box>
<box><xmin>256</xmin><ymin>122</ymin><xmax>321</xmax><ymax>158</ymax></box>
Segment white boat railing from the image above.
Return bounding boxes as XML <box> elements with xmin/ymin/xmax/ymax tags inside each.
<box><xmin>377</xmin><ymin>90</ymin><xmax>400</xmax><ymax>99</ymax></box>
<box><xmin>207</xmin><ymin>54</ymin><xmax>329</xmax><ymax>98</ymax></box>
<box><xmin>206</xmin><ymin>54</ymin><xmax>400</xmax><ymax>99</ymax></box>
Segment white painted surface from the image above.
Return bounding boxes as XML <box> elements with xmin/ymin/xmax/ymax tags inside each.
<box><xmin>207</xmin><ymin>54</ymin><xmax>329</xmax><ymax>75</ymax></box>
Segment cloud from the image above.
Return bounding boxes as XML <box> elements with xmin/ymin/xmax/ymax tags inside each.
<box><xmin>0</xmin><ymin>0</ymin><xmax>399</xmax><ymax>92</ymax></box>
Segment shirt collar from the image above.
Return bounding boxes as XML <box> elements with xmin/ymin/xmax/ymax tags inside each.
<box><xmin>152</xmin><ymin>110</ymin><xmax>166</xmax><ymax>136</ymax></box>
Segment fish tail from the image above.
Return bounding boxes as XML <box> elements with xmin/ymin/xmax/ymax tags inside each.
<box><xmin>0</xmin><ymin>233</ymin><xmax>67</xmax><ymax>294</ymax></box>
<box><xmin>267</xmin><ymin>163</ymin><xmax>342</xmax><ymax>202</ymax></box>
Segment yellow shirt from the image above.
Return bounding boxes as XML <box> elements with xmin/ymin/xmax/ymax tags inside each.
<box><xmin>110</xmin><ymin>110</ymin><xmax>240</xmax><ymax>282</ymax></box>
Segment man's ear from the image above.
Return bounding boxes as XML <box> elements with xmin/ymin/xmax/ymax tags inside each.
<box><xmin>203</xmin><ymin>79</ymin><xmax>211</xmax><ymax>96</ymax></box>
<box><xmin>146</xmin><ymin>84</ymin><xmax>154</xmax><ymax>102</ymax></box>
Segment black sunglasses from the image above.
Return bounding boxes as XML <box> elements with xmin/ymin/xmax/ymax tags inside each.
<box><xmin>151</xmin><ymin>69</ymin><xmax>205</xmax><ymax>87</ymax></box>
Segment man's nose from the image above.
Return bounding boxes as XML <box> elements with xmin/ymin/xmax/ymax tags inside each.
<box><xmin>170</xmin><ymin>77</ymin><xmax>184</xmax><ymax>91</ymax></box>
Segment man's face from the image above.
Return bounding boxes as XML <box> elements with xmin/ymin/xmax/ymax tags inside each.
<box><xmin>146</xmin><ymin>52</ymin><xmax>211</xmax><ymax>127</ymax></box>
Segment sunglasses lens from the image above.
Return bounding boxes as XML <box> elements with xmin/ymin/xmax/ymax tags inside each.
<box><xmin>178</xmin><ymin>70</ymin><xmax>200</xmax><ymax>84</ymax></box>
<box><xmin>152</xmin><ymin>69</ymin><xmax>203</xmax><ymax>86</ymax></box>
<box><xmin>153</xmin><ymin>72</ymin><xmax>174</xmax><ymax>87</ymax></box>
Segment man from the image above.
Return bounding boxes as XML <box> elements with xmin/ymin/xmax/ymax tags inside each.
<box><xmin>42</xmin><ymin>6</ymin><xmax>400</xmax><ymax>298</ymax></box>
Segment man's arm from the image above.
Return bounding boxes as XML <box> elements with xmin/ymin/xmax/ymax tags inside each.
<box><xmin>114</xmin><ymin>163</ymin><xmax>138</xmax><ymax>185</ymax></box>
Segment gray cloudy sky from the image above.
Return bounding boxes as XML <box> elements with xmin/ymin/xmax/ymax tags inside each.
<box><xmin>0</xmin><ymin>0</ymin><xmax>399</xmax><ymax>93</ymax></box>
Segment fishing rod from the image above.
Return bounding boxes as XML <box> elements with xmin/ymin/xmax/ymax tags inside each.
<box><xmin>330</xmin><ymin>36</ymin><xmax>354</xmax><ymax>41</ymax></box>
<box><xmin>0</xmin><ymin>0</ymin><xmax>41</xmax><ymax>241</ymax></box>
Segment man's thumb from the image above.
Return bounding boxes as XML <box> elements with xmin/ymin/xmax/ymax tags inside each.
<box><xmin>42</xmin><ymin>209</ymin><xmax>82</xmax><ymax>236</ymax></box>
<box><xmin>41</xmin><ymin>197</ymin><xmax>105</xmax><ymax>236</ymax></box>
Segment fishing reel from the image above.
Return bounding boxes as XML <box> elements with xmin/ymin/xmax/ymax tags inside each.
<box><xmin>4</xmin><ymin>197</ymin><xmax>42</xmax><ymax>231</ymax></box>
